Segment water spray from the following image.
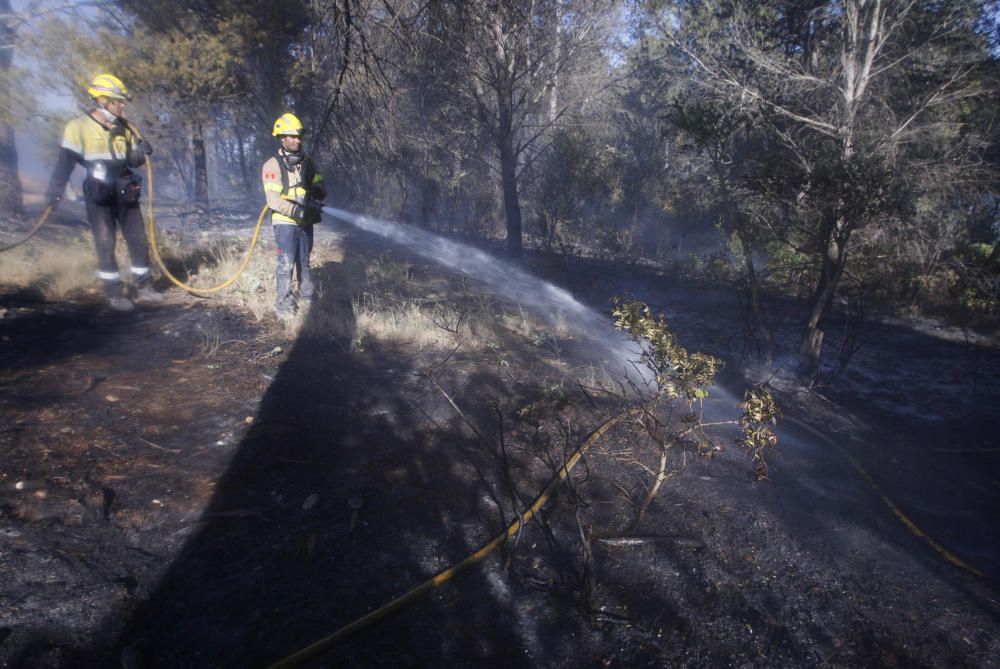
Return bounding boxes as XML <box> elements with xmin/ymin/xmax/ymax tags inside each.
<box><xmin>322</xmin><ymin>205</ymin><xmax>646</xmax><ymax>380</ymax></box>
<box><xmin>340</xmin><ymin>212</ymin><xmax>988</xmax><ymax>550</ymax></box>
<box><xmin>321</xmin><ymin>206</ymin><xmax>756</xmax><ymax>433</ymax></box>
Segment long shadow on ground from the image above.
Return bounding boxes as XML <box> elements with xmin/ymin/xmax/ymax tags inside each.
<box><xmin>99</xmin><ymin>235</ymin><xmax>547</xmax><ymax>668</ymax></box>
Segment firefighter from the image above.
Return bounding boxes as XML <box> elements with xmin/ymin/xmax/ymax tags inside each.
<box><xmin>261</xmin><ymin>113</ymin><xmax>326</xmax><ymax>319</ymax></box>
<box><xmin>44</xmin><ymin>73</ymin><xmax>160</xmax><ymax>312</ymax></box>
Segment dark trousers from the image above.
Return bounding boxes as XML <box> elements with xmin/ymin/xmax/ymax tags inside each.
<box><xmin>273</xmin><ymin>223</ymin><xmax>314</xmax><ymax>310</ymax></box>
<box><xmin>84</xmin><ymin>196</ymin><xmax>151</xmax><ymax>296</ymax></box>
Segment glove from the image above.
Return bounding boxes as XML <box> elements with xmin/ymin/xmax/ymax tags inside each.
<box><xmin>309</xmin><ymin>184</ymin><xmax>326</xmax><ymax>202</ymax></box>
<box><xmin>289</xmin><ymin>204</ymin><xmax>305</xmax><ymax>220</ymax></box>
<box><xmin>304</xmin><ymin>203</ymin><xmax>323</xmax><ymax>224</ymax></box>
<box><xmin>136</xmin><ymin>139</ymin><xmax>154</xmax><ymax>156</ymax></box>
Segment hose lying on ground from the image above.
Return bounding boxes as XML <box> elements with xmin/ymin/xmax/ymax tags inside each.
<box><xmin>267</xmin><ymin>409</ymin><xmax>637</xmax><ymax>669</ymax></box>
<box><xmin>269</xmin><ymin>407</ymin><xmax>992</xmax><ymax>667</ymax></box>
<box><xmin>783</xmin><ymin>414</ymin><xmax>985</xmax><ymax>579</ymax></box>
<box><xmin>140</xmin><ymin>144</ymin><xmax>268</xmax><ymax>295</ymax></box>
<box><xmin>2</xmin><ymin>126</ymin><xmax>266</xmax><ymax>294</ymax></box>
<box><xmin>0</xmin><ymin>205</ymin><xmax>54</xmax><ymax>253</ymax></box>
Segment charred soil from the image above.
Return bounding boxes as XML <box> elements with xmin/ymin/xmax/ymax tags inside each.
<box><xmin>2</xmin><ymin>223</ymin><xmax>999</xmax><ymax>668</ymax></box>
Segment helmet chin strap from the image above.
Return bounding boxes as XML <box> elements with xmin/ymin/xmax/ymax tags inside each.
<box><xmin>88</xmin><ymin>101</ymin><xmax>122</xmax><ymax>129</ymax></box>
<box><xmin>280</xmin><ymin>146</ymin><xmax>303</xmax><ymax>167</ymax></box>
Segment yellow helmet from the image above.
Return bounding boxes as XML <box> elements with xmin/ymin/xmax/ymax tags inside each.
<box><xmin>87</xmin><ymin>73</ymin><xmax>131</xmax><ymax>101</ymax></box>
<box><xmin>272</xmin><ymin>113</ymin><xmax>304</xmax><ymax>137</ymax></box>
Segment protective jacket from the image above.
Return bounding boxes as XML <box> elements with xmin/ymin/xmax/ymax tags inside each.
<box><xmin>45</xmin><ymin>114</ymin><xmax>147</xmax><ymax>205</ymax></box>
<box><xmin>262</xmin><ymin>150</ymin><xmax>325</xmax><ymax>225</ymax></box>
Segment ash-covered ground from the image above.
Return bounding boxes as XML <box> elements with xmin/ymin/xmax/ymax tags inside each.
<box><xmin>1</xmin><ymin>209</ymin><xmax>998</xmax><ymax>668</ymax></box>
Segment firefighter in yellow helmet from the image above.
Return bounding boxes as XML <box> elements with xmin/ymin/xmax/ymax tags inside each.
<box><xmin>261</xmin><ymin>113</ymin><xmax>326</xmax><ymax>319</ymax></box>
<box><xmin>44</xmin><ymin>74</ymin><xmax>160</xmax><ymax>311</ymax></box>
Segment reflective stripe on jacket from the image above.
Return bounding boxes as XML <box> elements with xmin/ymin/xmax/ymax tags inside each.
<box><xmin>62</xmin><ymin>115</ymin><xmax>137</xmax><ymax>174</ymax></box>
<box><xmin>46</xmin><ymin>114</ymin><xmax>144</xmax><ymax>203</ymax></box>
<box><xmin>262</xmin><ymin>154</ymin><xmax>324</xmax><ymax>225</ymax></box>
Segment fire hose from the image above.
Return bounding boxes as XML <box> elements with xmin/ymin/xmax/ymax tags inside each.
<box><xmin>265</xmin><ymin>409</ymin><xmax>637</xmax><ymax>669</ymax></box>
<box><xmin>134</xmin><ymin>124</ymin><xmax>268</xmax><ymax>295</ymax></box>
<box><xmin>0</xmin><ymin>122</ymin><xmax>268</xmax><ymax>295</ymax></box>
<box><xmin>268</xmin><ymin>409</ymin><xmax>992</xmax><ymax>667</ymax></box>
<box><xmin>782</xmin><ymin>415</ymin><xmax>985</xmax><ymax>579</ymax></box>
<box><xmin>0</xmin><ymin>204</ymin><xmax>54</xmax><ymax>252</ymax></box>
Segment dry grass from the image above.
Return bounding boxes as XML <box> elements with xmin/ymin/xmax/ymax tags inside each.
<box><xmin>154</xmin><ymin>231</ymin><xmax>278</xmax><ymax>320</ymax></box>
<box><xmin>346</xmin><ymin>253</ymin><xmax>571</xmax><ymax>354</ymax></box>
<box><xmin>1</xmin><ymin>231</ymin><xmax>100</xmax><ymax>299</ymax></box>
<box><xmin>3</xmin><ymin>222</ymin><xmax>578</xmax><ymax>369</ymax></box>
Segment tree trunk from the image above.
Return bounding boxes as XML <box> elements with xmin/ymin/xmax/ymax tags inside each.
<box><xmin>170</xmin><ymin>153</ymin><xmax>190</xmax><ymax>200</ymax></box>
<box><xmin>0</xmin><ymin>0</ymin><xmax>23</xmax><ymax>220</ymax></box>
<box><xmin>192</xmin><ymin>121</ymin><xmax>209</xmax><ymax>208</ymax></box>
<box><xmin>397</xmin><ymin>173</ymin><xmax>410</xmax><ymax>223</ymax></box>
<box><xmin>419</xmin><ymin>177</ymin><xmax>435</xmax><ymax>229</ymax></box>
<box><xmin>500</xmin><ymin>136</ymin><xmax>522</xmax><ymax>257</ymax></box>
<box><xmin>0</xmin><ymin>117</ymin><xmax>22</xmax><ymax>221</ymax></box>
<box><xmin>548</xmin><ymin>0</ymin><xmax>563</xmax><ymax>124</ymax></box>
<box><xmin>797</xmin><ymin>0</ymin><xmax>877</xmax><ymax>373</ymax></box>
<box><xmin>235</xmin><ymin>125</ymin><xmax>250</xmax><ymax>194</ymax></box>
<box><xmin>713</xmin><ymin>153</ymin><xmax>772</xmax><ymax>359</ymax></box>
<box><xmin>800</xmin><ymin>226</ymin><xmax>849</xmax><ymax>374</ymax></box>
<box><xmin>738</xmin><ymin>229</ymin><xmax>774</xmax><ymax>360</ymax></box>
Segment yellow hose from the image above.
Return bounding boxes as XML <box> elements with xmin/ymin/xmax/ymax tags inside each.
<box><xmin>0</xmin><ymin>204</ymin><xmax>54</xmax><ymax>252</ymax></box>
<box><xmin>267</xmin><ymin>410</ymin><xmax>637</xmax><ymax>669</ymax></box>
<box><xmin>143</xmin><ymin>158</ymin><xmax>268</xmax><ymax>294</ymax></box>
<box><xmin>268</xmin><ymin>408</ymin><xmax>991</xmax><ymax>667</ymax></box>
<box><xmin>2</xmin><ymin>123</ymin><xmax>266</xmax><ymax>294</ymax></box>
<box><xmin>131</xmin><ymin>122</ymin><xmax>267</xmax><ymax>295</ymax></box>
<box><xmin>783</xmin><ymin>415</ymin><xmax>985</xmax><ymax>578</ymax></box>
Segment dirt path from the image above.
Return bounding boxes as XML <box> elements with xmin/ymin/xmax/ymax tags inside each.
<box><xmin>2</xmin><ymin>223</ymin><xmax>999</xmax><ymax>668</ymax></box>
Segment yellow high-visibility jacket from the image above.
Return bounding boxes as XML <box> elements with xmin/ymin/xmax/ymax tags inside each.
<box><xmin>45</xmin><ymin>114</ymin><xmax>145</xmax><ymax>204</ymax></box>
<box><xmin>262</xmin><ymin>152</ymin><xmax>325</xmax><ymax>225</ymax></box>
<box><xmin>61</xmin><ymin>115</ymin><xmax>137</xmax><ymax>165</ymax></box>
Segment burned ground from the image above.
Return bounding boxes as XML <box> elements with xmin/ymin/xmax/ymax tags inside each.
<box><xmin>1</xmin><ymin>221</ymin><xmax>999</xmax><ymax>668</ymax></box>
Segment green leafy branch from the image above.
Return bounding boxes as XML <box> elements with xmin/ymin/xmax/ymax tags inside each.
<box><xmin>611</xmin><ymin>298</ymin><xmax>723</xmax><ymax>401</ymax></box>
<box><xmin>739</xmin><ymin>385</ymin><xmax>780</xmax><ymax>479</ymax></box>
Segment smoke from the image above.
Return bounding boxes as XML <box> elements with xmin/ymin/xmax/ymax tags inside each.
<box><xmin>16</xmin><ymin>123</ymin><xmax>74</xmax><ymax>205</ymax></box>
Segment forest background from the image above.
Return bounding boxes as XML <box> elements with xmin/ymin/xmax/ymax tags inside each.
<box><xmin>1</xmin><ymin>0</ymin><xmax>998</xmax><ymax>378</ymax></box>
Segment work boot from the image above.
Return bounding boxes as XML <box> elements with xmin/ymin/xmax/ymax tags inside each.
<box><xmin>299</xmin><ymin>277</ymin><xmax>315</xmax><ymax>303</ymax></box>
<box><xmin>133</xmin><ymin>283</ymin><xmax>164</xmax><ymax>304</ymax></box>
<box><xmin>108</xmin><ymin>295</ymin><xmax>135</xmax><ymax>312</ymax></box>
<box><xmin>103</xmin><ymin>281</ymin><xmax>134</xmax><ymax>312</ymax></box>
